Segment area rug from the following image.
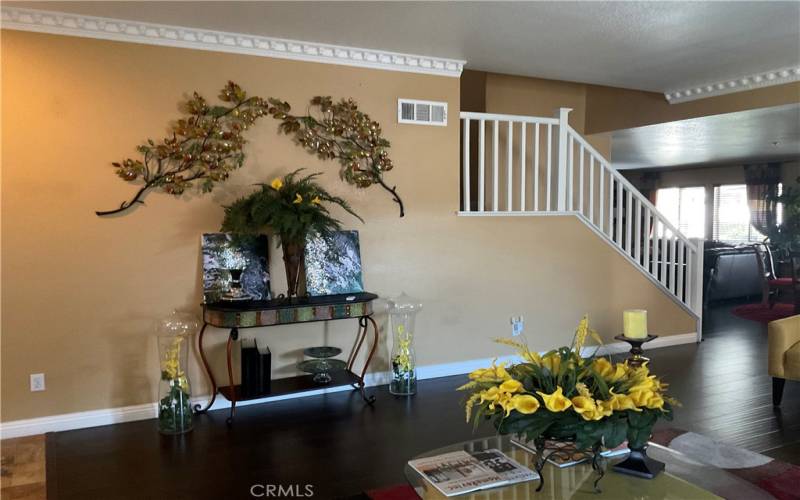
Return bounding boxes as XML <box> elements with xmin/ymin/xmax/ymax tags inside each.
<box><xmin>365</xmin><ymin>485</ymin><xmax>418</xmax><ymax>500</ymax></box>
<box><xmin>731</xmin><ymin>302</ymin><xmax>797</xmax><ymax>324</ymax></box>
<box><xmin>652</xmin><ymin>428</ymin><xmax>800</xmax><ymax>500</ymax></box>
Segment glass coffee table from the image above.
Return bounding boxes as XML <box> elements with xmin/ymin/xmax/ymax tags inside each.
<box><xmin>404</xmin><ymin>435</ymin><xmax>771</xmax><ymax>499</ymax></box>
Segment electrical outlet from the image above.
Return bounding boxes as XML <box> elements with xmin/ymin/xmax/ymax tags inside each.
<box><xmin>510</xmin><ymin>316</ymin><xmax>524</xmax><ymax>336</ymax></box>
<box><xmin>30</xmin><ymin>373</ymin><xmax>45</xmax><ymax>392</ymax></box>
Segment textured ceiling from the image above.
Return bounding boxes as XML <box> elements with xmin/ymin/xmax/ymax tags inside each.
<box><xmin>8</xmin><ymin>1</ymin><xmax>800</xmax><ymax>92</ymax></box>
<box><xmin>611</xmin><ymin>104</ymin><xmax>800</xmax><ymax>170</ymax></box>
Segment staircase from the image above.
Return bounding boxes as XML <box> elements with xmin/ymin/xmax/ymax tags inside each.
<box><xmin>459</xmin><ymin>108</ymin><xmax>703</xmax><ymax>333</ymax></box>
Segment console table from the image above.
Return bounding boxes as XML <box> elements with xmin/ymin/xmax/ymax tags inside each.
<box><xmin>194</xmin><ymin>292</ymin><xmax>379</xmax><ymax>425</ymax></box>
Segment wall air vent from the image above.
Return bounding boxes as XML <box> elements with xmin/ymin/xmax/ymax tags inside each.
<box><xmin>397</xmin><ymin>99</ymin><xmax>448</xmax><ymax>126</ymax></box>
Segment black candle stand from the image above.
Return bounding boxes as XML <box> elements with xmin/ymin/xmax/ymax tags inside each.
<box><xmin>613</xmin><ymin>334</ymin><xmax>658</xmax><ymax>368</ymax></box>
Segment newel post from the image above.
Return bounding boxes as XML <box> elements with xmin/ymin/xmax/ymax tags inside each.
<box><xmin>555</xmin><ymin>107</ymin><xmax>572</xmax><ymax>211</ymax></box>
<box><xmin>690</xmin><ymin>237</ymin><xmax>705</xmax><ymax>342</ymax></box>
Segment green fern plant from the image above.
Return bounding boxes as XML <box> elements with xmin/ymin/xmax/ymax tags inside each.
<box><xmin>221</xmin><ymin>169</ymin><xmax>362</xmax><ymax>246</ymax></box>
<box><xmin>221</xmin><ymin>169</ymin><xmax>363</xmax><ymax>298</ymax></box>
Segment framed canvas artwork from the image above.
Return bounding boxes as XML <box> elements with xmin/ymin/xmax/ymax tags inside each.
<box><xmin>201</xmin><ymin>233</ymin><xmax>271</xmax><ymax>302</ymax></box>
<box><xmin>304</xmin><ymin>230</ymin><xmax>364</xmax><ymax>296</ymax></box>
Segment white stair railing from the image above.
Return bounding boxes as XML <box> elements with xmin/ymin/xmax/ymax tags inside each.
<box><xmin>460</xmin><ymin>108</ymin><xmax>703</xmax><ymax>318</ymax></box>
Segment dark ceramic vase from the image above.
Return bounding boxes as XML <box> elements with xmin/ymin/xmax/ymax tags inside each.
<box><xmin>281</xmin><ymin>241</ymin><xmax>305</xmax><ymax>299</ymax></box>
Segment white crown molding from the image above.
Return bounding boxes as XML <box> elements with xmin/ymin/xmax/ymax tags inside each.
<box><xmin>664</xmin><ymin>66</ymin><xmax>800</xmax><ymax>104</ymax></box>
<box><xmin>0</xmin><ymin>335</ymin><xmax>699</xmax><ymax>438</ymax></box>
<box><xmin>0</xmin><ymin>6</ymin><xmax>465</xmax><ymax>77</ymax></box>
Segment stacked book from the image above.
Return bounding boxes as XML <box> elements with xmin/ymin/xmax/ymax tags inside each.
<box><xmin>241</xmin><ymin>339</ymin><xmax>271</xmax><ymax>398</ymax></box>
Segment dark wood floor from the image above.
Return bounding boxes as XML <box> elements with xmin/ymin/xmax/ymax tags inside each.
<box><xmin>652</xmin><ymin>302</ymin><xmax>800</xmax><ymax>457</ymax></box>
<box><xmin>45</xmin><ymin>303</ymin><xmax>800</xmax><ymax>500</ymax></box>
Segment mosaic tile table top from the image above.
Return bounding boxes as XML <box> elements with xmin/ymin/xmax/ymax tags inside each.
<box><xmin>203</xmin><ymin>292</ymin><xmax>378</xmax><ymax>328</ymax></box>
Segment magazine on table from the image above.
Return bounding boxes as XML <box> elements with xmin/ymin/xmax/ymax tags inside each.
<box><xmin>407</xmin><ymin>448</ymin><xmax>539</xmax><ymax>497</ymax></box>
<box><xmin>510</xmin><ymin>437</ymin><xmax>630</xmax><ymax>468</ymax></box>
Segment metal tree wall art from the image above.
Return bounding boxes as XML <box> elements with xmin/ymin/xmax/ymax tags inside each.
<box><xmin>96</xmin><ymin>82</ymin><xmax>270</xmax><ymax>216</ymax></box>
<box><xmin>97</xmin><ymin>84</ymin><xmax>404</xmax><ymax>217</ymax></box>
<box><xmin>271</xmin><ymin>96</ymin><xmax>405</xmax><ymax>217</ymax></box>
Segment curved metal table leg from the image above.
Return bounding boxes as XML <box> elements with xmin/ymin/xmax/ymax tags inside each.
<box><xmin>225</xmin><ymin>327</ymin><xmax>238</xmax><ymax>426</ymax></box>
<box><xmin>346</xmin><ymin>319</ymin><xmax>367</xmax><ymax>372</ymax></box>
<box><xmin>193</xmin><ymin>323</ymin><xmax>217</xmax><ymax>414</ymax></box>
<box><xmin>354</xmin><ymin>316</ymin><xmax>379</xmax><ymax>405</ymax></box>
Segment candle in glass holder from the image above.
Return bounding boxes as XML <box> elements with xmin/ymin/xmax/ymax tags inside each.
<box><xmin>623</xmin><ymin>310</ymin><xmax>648</xmax><ymax>339</ymax></box>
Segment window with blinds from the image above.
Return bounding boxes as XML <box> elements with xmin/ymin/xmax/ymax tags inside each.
<box><xmin>655</xmin><ymin>186</ymin><xmax>706</xmax><ymax>238</ymax></box>
<box><xmin>711</xmin><ymin>184</ymin><xmax>782</xmax><ymax>243</ymax></box>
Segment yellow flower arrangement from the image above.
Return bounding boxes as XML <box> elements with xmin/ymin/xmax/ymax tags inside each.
<box><xmin>537</xmin><ymin>386</ymin><xmax>572</xmax><ymax>412</ymax></box>
<box><xmin>161</xmin><ymin>335</ymin><xmax>185</xmax><ymax>381</ymax></box>
<box><xmin>459</xmin><ymin>315</ymin><xmax>677</xmax><ymax>451</ymax></box>
<box><xmin>158</xmin><ymin>334</ymin><xmax>192</xmax><ymax>434</ymax></box>
<box><xmin>392</xmin><ymin>325</ymin><xmax>414</xmax><ymax>373</ymax></box>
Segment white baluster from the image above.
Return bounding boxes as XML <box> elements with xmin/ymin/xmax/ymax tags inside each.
<box><xmin>653</xmin><ymin>219</ymin><xmax>660</xmax><ymax>275</ymax></box>
<box><xmin>567</xmin><ymin>134</ymin><xmax>574</xmax><ymax>211</ymax></box>
<box><xmin>546</xmin><ymin>124</ymin><xmax>553</xmax><ymax>211</ymax></box>
<box><xmin>463</xmin><ymin>119</ymin><xmax>470</xmax><ymax>212</ymax></box>
<box><xmin>579</xmin><ymin>145</ymin><xmax>585</xmax><ymax>214</ymax></box>
<box><xmin>607</xmin><ymin>173</ymin><xmax>614</xmax><ymax>238</ymax></box>
<box><xmin>660</xmin><ymin>227</ymin><xmax>668</xmax><ymax>286</ymax></box>
<box><xmin>598</xmin><ymin>165</ymin><xmax>604</xmax><ymax>232</ymax></box>
<box><xmin>616</xmin><ymin>179</ymin><xmax>623</xmax><ymax>246</ymax></box>
<box><xmin>507</xmin><ymin>120</ymin><xmax>513</xmax><ymax>211</ymax></box>
<box><xmin>643</xmin><ymin>208</ymin><xmax>651</xmax><ymax>273</ymax></box>
<box><xmin>685</xmin><ymin>246</ymin><xmax>693</xmax><ymax>307</ymax></box>
<box><xmin>589</xmin><ymin>157</ymin><xmax>595</xmax><ymax>223</ymax></box>
<box><xmin>478</xmin><ymin>119</ymin><xmax>485</xmax><ymax>212</ymax></box>
<box><xmin>670</xmin><ymin>237</ymin><xmax>678</xmax><ymax>295</ymax></box>
<box><xmin>493</xmin><ymin>120</ymin><xmax>499</xmax><ymax>212</ymax></box>
<box><xmin>520</xmin><ymin>122</ymin><xmax>526</xmax><ymax>212</ymax></box>
<box><xmin>533</xmin><ymin>123</ymin><xmax>540</xmax><ymax>211</ymax></box>
<box><xmin>625</xmin><ymin>189</ymin><xmax>632</xmax><ymax>253</ymax></box>
<box><xmin>677</xmin><ymin>239</ymin><xmax>685</xmax><ymax>301</ymax></box>
<box><xmin>635</xmin><ymin>198</ymin><xmax>642</xmax><ymax>264</ymax></box>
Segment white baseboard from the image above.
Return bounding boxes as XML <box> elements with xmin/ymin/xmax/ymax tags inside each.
<box><xmin>0</xmin><ymin>334</ymin><xmax>696</xmax><ymax>438</ymax></box>
<box><xmin>593</xmin><ymin>332</ymin><xmax>698</xmax><ymax>357</ymax></box>
<box><xmin>0</xmin><ymin>402</ymin><xmax>159</xmax><ymax>439</ymax></box>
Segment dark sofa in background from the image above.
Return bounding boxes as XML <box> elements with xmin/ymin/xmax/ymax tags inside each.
<box><xmin>704</xmin><ymin>243</ymin><xmax>763</xmax><ymax>305</ymax></box>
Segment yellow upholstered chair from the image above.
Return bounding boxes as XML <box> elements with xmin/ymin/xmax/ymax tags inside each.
<box><xmin>768</xmin><ymin>314</ymin><xmax>800</xmax><ymax>405</ymax></box>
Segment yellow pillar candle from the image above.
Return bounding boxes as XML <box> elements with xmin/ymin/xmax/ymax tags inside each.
<box><xmin>623</xmin><ymin>310</ymin><xmax>648</xmax><ymax>339</ymax></box>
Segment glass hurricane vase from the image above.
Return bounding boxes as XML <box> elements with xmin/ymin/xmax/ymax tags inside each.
<box><xmin>157</xmin><ymin>312</ymin><xmax>197</xmax><ymax>435</ymax></box>
<box><xmin>388</xmin><ymin>293</ymin><xmax>422</xmax><ymax>396</ymax></box>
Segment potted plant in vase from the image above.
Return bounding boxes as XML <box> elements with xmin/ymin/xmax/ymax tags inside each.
<box><xmin>221</xmin><ymin>169</ymin><xmax>363</xmax><ymax>300</ymax></box>
<box><xmin>459</xmin><ymin>316</ymin><xmax>677</xmax><ymax>491</ymax></box>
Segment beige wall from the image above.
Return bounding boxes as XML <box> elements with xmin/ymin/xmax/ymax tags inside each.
<box><xmin>1</xmin><ymin>30</ymin><xmax>695</xmax><ymax>421</ymax></box>
<box><xmin>465</xmin><ymin>70</ymin><xmax>800</xmax><ymax>153</ymax></box>
<box><xmin>460</xmin><ymin>70</ymin><xmax>486</xmax><ymax>114</ymax></box>
<box><xmin>585</xmin><ymin>82</ymin><xmax>800</xmax><ymax>134</ymax></box>
<box><xmin>463</xmin><ymin>70</ymin><xmax>612</xmax><ymax>157</ymax></box>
